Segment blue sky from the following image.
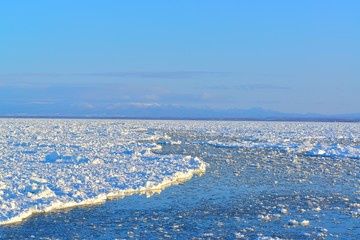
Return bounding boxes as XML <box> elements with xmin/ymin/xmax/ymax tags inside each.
<box><xmin>0</xmin><ymin>1</ymin><xmax>359</xmax><ymax>116</ymax></box>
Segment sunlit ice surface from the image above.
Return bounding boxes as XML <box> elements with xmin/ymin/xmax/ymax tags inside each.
<box><xmin>1</xmin><ymin>120</ymin><xmax>360</xmax><ymax>239</ymax></box>
<box><xmin>0</xmin><ymin>119</ymin><xmax>206</xmax><ymax>225</ymax></box>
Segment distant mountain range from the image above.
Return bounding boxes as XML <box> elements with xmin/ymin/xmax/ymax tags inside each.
<box><xmin>1</xmin><ymin>105</ymin><xmax>360</xmax><ymax>122</ymax></box>
<box><xmin>93</xmin><ymin>105</ymin><xmax>360</xmax><ymax>121</ymax></box>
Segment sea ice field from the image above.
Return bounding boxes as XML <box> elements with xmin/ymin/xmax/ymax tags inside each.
<box><xmin>0</xmin><ymin>119</ymin><xmax>359</xmax><ymax>239</ymax></box>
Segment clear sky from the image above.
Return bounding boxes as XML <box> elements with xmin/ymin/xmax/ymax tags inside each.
<box><xmin>0</xmin><ymin>1</ymin><xmax>359</xmax><ymax>116</ymax></box>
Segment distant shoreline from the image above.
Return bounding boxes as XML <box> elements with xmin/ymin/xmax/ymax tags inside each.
<box><xmin>0</xmin><ymin>115</ymin><xmax>359</xmax><ymax>123</ymax></box>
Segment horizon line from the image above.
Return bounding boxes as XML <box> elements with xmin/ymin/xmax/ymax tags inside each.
<box><xmin>0</xmin><ymin>115</ymin><xmax>359</xmax><ymax>123</ymax></box>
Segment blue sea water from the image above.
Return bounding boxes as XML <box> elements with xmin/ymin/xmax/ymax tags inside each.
<box><xmin>1</xmin><ymin>120</ymin><xmax>360</xmax><ymax>239</ymax></box>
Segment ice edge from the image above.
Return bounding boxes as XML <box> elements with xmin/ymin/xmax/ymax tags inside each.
<box><xmin>0</xmin><ymin>161</ymin><xmax>207</xmax><ymax>226</ymax></box>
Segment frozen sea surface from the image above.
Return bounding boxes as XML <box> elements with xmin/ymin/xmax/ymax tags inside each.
<box><xmin>0</xmin><ymin>119</ymin><xmax>206</xmax><ymax>225</ymax></box>
<box><xmin>1</xmin><ymin>120</ymin><xmax>360</xmax><ymax>239</ymax></box>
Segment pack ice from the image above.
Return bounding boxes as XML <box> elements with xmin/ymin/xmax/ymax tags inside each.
<box><xmin>0</xmin><ymin>119</ymin><xmax>206</xmax><ymax>225</ymax></box>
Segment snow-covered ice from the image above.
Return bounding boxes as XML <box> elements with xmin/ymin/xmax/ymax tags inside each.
<box><xmin>197</xmin><ymin>121</ymin><xmax>360</xmax><ymax>160</ymax></box>
<box><xmin>0</xmin><ymin>119</ymin><xmax>206</xmax><ymax>225</ymax></box>
<box><xmin>0</xmin><ymin>119</ymin><xmax>359</xmax><ymax>238</ymax></box>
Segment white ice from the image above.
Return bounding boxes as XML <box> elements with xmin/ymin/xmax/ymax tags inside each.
<box><xmin>196</xmin><ymin>121</ymin><xmax>360</xmax><ymax>160</ymax></box>
<box><xmin>0</xmin><ymin>119</ymin><xmax>206</xmax><ymax>225</ymax></box>
<box><xmin>1</xmin><ymin>119</ymin><xmax>359</xmax><ymax>225</ymax></box>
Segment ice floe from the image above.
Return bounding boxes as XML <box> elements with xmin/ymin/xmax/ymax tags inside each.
<box><xmin>1</xmin><ymin>119</ymin><xmax>359</xmax><ymax>228</ymax></box>
<box><xmin>192</xmin><ymin>121</ymin><xmax>360</xmax><ymax>160</ymax></box>
<box><xmin>0</xmin><ymin>119</ymin><xmax>206</xmax><ymax>225</ymax></box>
